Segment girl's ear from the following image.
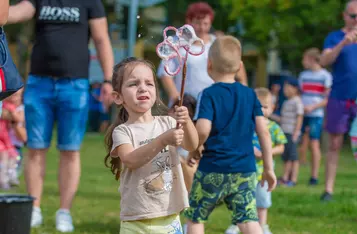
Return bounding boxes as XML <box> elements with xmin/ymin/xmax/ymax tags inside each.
<box><xmin>112</xmin><ymin>91</ymin><xmax>123</xmax><ymax>105</ymax></box>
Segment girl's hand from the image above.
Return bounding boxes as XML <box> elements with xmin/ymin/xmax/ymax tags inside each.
<box><xmin>162</xmin><ymin>128</ymin><xmax>184</xmax><ymax>146</ymax></box>
<box><xmin>173</xmin><ymin>106</ymin><xmax>190</xmax><ymax>125</ymax></box>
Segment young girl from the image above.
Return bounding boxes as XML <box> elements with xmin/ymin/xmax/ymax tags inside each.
<box><xmin>104</xmin><ymin>57</ymin><xmax>198</xmax><ymax>233</ymax></box>
<box><xmin>8</xmin><ymin>89</ymin><xmax>27</xmax><ymax>181</ymax></box>
<box><xmin>0</xmin><ymin>99</ymin><xmax>20</xmax><ymax>189</ymax></box>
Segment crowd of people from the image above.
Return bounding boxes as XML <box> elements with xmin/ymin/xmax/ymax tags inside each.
<box><xmin>0</xmin><ymin>0</ymin><xmax>356</xmax><ymax>234</ymax></box>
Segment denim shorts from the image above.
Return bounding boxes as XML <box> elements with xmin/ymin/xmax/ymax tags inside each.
<box><xmin>301</xmin><ymin>116</ymin><xmax>324</xmax><ymax>140</ymax></box>
<box><xmin>256</xmin><ymin>181</ymin><xmax>271</xmax><ymax>209</ymax></box>
<box><xmin>24</xmin><ymin>75</ymin><xmax>89</xmax><ymax>151</ymax></box>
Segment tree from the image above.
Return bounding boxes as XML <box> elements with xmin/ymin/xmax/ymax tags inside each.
<box><xmin>220</xmin><ymin>0</ymin><xmax>345</xmax><ymax>73</ymax></box>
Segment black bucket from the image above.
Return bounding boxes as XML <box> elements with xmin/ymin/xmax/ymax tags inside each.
<box><xmin>0</xmin><ymin>194</ymin><xmax>34</xmax><ymax>234</ymax></box>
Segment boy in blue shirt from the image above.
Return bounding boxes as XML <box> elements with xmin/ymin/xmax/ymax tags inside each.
<box><xmin>184</xmin><ymin>36</ymin><xmax>276</xmax><ymax>234</ymax></box>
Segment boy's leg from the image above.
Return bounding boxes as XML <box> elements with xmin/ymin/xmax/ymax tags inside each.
<box><xmin>224</xmin><ymin>172</ymin><xmax>262</xmax><ymax>234</ymax></box>
<box><xmin>180</xmin><ymin>157</ymin><xmax>197</xmax><ymax>193</ymax></box>
<box><xmin>186</xmin><ymin>220</ymin><xmax>204</xmax><ymax>234</ymax></box>
<box><xmin>281</xmin><ymin>134</ymin><xmax>292</xmax><ymax>182</ymax></box>
<box><xmin>282</xmin><ymin>161</ymin><xmax>292</xmax><ymax>182</ymax></box>
<box><xmin>307</xmin><ymin>117</ymin><xmax>323</xmax><ymax>182</ymax></box>
<box><xmin>256</xmin><ymin>181</ymin><xmax>271</xmax><ymax>226</ymax></box>
<box><xmin>291</xmin><ymin>160</ymin><xmax>299</xmax><ymax>184</ymax></box>
<box><xmin>184</xmin><ymin>170</ymin><xmax>227</xmax><ymax>234</ymax></box>
<box><xmin>351</xmin><ymin>136</ymin><xmax>357</xmax><ymax>161</ymax></box>
<box><xmin>299</xmin><ymin>117</ymin><xmax>310</xmax><ymax>165</ymax></box>
<box><xmin>310</xmin><ymin>140</ymin><xmax>321</xmax><ymax>180</ymax></box>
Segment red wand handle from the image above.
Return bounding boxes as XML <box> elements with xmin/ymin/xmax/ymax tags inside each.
<box><xmin>176</xmin><ymin>61</ymin><xmax>187</xmax><ymax>129</ymax></box>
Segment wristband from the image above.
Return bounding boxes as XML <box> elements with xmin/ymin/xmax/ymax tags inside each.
<box><xmin>103</xmin><ymin>80</ymin><xmax>112</xmax><ymax>85</ymax></box>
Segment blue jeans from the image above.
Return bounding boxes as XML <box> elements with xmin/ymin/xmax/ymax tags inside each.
<box><xmin>301</xmin><ymin>116</ymin><xmax>324</xmax><ymax>140</ymax></box>
<box><xmin>24</xmin><ymin>75</ymin><xmax>89</xmax><ymax>151</ymax></box>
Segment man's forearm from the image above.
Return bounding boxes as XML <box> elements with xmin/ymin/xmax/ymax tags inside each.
<box><xmin>0</xmin><ymin>0</ymin><xmax>9</xmax><ymax>25</ymax></box>
<box><xmin>95</xmin><ymin>38</ymin><xmax>114</xmax><ymax>81</ymax></box>
<box><xmin>320</xmin><ymin>41</ymin><xmax>345</xmax><ymax>67</ymax></box>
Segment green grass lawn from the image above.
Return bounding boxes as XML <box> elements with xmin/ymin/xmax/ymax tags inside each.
<box><xmin>3</xmin><ymin>133</ymin><xmax>357</xmax><ymax>234</ymax></box>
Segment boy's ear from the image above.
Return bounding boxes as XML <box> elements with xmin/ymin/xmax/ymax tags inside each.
<box><xmin>112</xmin><ymin>91</ymin><xmax>123</xmax><ymax>105</ymax></box>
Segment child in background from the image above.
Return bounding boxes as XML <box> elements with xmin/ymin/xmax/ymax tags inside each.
<box><xmin>350</xmin><ymin>99</ymin><xmax>357</xmax><ymax>162</ymax></box>
<box><xmin>298</xmin><ymin>48</ymin><xmax>332</xmax><ymax>184</ymax></box>
<box><xmin>168</xmin><ymin>94</ymin><xmax>198</xmax><ymax>193</ymax></box>
<box><xmin>226</xmin><ymin>88</ymin><xmax>287</xmax><ymax>234</ymax></box>
<box><xmin>279</xmin><ymin>78</ymin><xmax>304</xmax><ymax>186</ymax></box>
<box><xmin>8</xmin><ymin>89</ymin><xmax>27</xmax><ymax>180</ymax></box>
<box><xmin>0</xmin><ymin>100</ymin><xmax>20</xmax><ymax>189</ymax></box>
<box><xmin>104</xmin><ymin>57</ymin><xmax>198</xmax><ymax>233</ymax></box>
<box><xmin>184</xmin><ymin>36</ymin><xmax>276</xmax><ymax>234</ymax></box>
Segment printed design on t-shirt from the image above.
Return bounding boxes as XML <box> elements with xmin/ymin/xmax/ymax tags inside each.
<box><xmin>38</xmin><ymin>6</ymin><xmax>80</xmax><ymax>22</ymax></box>
<box><xmin>144</xmin><ymin>155</ymin><xmax>174</xmax><ymax>194</ymax></box>
<box><xmin>165</xmin><ymin>218</ymin><xmax>183</xmax><ymax>234</ymax></box>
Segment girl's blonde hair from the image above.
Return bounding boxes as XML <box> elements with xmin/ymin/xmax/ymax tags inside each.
<box><xmin>104</xmin><ymin>57</ymin><xmax>167</xmax><ymax>180</ymax></box>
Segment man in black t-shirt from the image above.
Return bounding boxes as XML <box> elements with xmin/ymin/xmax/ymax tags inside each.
<box><xmin>8</xmin><ymin>0</ymin><xmax>114</xmax><ymax>232</ymax></box>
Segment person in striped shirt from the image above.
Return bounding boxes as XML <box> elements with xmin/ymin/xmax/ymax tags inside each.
<box><xmin>298</xmin><ymin>48</ymin><xmax>332</xmax><ymax>185</ymax></box>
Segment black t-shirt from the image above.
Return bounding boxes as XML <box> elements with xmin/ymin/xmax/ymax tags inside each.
<box><xmin>27</xmin><ymin>0</ymin><xmax>105</xmax><ymax>78</ymax></box>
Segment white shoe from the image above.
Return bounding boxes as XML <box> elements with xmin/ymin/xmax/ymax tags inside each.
<box><xmin>56</xmin><ymin>209</ymin><xmax>74</xmax><ymax>233</ymax></box>
<box><xmin>31</xmin><ymin>207</ymin><xmax>43</xmax><ymax>227</ymax></box>
<box><xmin>225</xmin><ymin>224</ymin><xmax>240</xmax><ymax>234</ymax></box>
<box><xmin>262</xmin><ymin>224</ymin><xmax>272</xmax><ymax>234</ymax></box>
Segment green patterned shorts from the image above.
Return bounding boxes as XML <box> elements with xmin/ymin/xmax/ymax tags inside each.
<box><xmin>183</xmin><ymin>170</ymin><xmax>258</xmax><ymax>224</ymax></box>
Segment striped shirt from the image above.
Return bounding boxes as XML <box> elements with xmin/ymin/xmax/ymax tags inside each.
<box><xmin>298</xmin><ymin>69</ymin><xmax>332</xmax><ymax>117</ymax></box>
<box><xmin>280</xmin><ymin>96</ymin><xmax>304</xmax><ymax>134</ymax></box>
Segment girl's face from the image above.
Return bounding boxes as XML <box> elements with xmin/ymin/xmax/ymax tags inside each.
<box><xmin>119</xmin><ymin>64</ymin><xmax>157</xmax><ymax>114</ymax></box>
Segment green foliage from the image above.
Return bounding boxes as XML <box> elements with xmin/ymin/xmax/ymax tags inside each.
<box><xmin>220</xmin><ymin>0</ymin><xmax>345</xmax><ymax>72</ymax></box>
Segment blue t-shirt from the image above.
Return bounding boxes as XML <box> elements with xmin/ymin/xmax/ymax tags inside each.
<box><xmin>323</xmin><ymin>30</ymin><xmax>357</xmax><ymax>100</ymax></box>
<box><xmin>194</xmin><ymin>82</ymin><xmax>263</xmax><ymax>174</ymax></box>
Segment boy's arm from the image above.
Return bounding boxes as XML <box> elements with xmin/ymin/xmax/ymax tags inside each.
<box><xmin>293</xmin><ymin>115</ymin><xmax>304</xmax><ymax>142</ymax></box>
<box><xmin>305</xmin><ymin>88</ymin><xmax>331</xmax><ymax>113</ymax></box>
<box><xmin>181</xmin><ymin>119</ymin><xmax>199</xmax><ymax>152</ymax></box>
<box><xmin>195</xmin><ymin>119</ymin><xmax>212</xmax><ymax>146</ymax></box>
<box><xmin>272</xmin><ymin>144</ymin><xmax>285</xmax><ymax>156</ymax></box>
<box><xmin>255</xmin><ymin>116</ymin><xmax>273</xmax><ymax>171</ymax></box>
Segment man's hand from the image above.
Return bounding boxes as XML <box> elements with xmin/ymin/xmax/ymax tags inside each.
<box><xmin>100</xmin><ymin>82</ymin><xmax>113</xmax><ymax>111</ymax></box>
<box><xmin>343</xmin><ymin>28</ymin><xmax>357</xmax><ymax>45</ymax></box>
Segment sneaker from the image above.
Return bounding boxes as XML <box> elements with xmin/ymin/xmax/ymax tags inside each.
<box><xmin>320</xmin><ymin>192</ymin><xmax>333</xmax><ymax>202</ymax></box>
<box><xmin>225</xmin><ymin>224</ymin><xmax>240</xmax><ymax>234</ymax></box>
<box><xmin>56</xmin><ymin>209</ymin><xmax>74</xmax><ymax>232</ymax></box>
<box><xmin>262</xmin><ymin>224</ymin><xmax>272</xmax><ymax>234</ymax></box>
<box><xmin>31</xmin><ymin>207</ymin><xmax>43</xmax><ymax>227</ymax></box>
<box><xmin>309</xmin><ymin>177</ymin><xmax>318</xmax><ymax>186</ymax></box>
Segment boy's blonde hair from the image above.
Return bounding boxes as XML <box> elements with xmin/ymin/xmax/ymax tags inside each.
<box><xmin>255</xmin><ymin>87</ymin><xmax>272</xmax><ymax>101</ymax></box>
<box><xmin>304</xmin><ymin>47</ymin><xmax>321</xmax><ymax>62</ymax></box>
<box><xmin>208</xmin><ymin>35</ymin><xmax>242</xmax><ymax>74</ymax></box>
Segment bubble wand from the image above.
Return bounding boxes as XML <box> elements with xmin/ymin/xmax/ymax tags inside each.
<box><xmin>156</xmin><ymin>25</ymin><xmax>205</xmax><ymax>129</ymax></box>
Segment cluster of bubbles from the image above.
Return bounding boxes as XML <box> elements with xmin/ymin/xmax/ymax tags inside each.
<box><xmin>156</xmin><ymin>25</ymin><xmax>205</xmax><ymax>76</ymax></box>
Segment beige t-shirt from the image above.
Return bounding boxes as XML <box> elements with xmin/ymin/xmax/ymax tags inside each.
<box><xmin>111</xmin><ymin>116</ymin><xmax>189</xmax><ymax>221</ymax></box>
<box><xmin>280</xmin><ymin>96</ymin><xmax>304</xmax><ymax>134</ymax></box>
